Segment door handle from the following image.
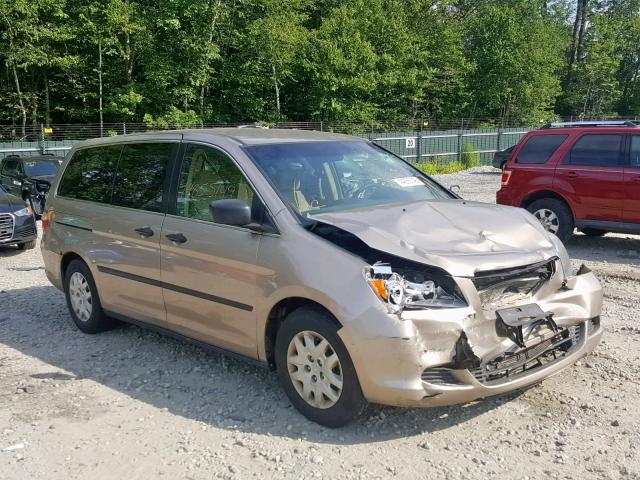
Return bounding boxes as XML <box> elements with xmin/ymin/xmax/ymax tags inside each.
<box><xmin>565</xmin><ymin>171</ymin><xmax>579</xmax><ymax>178</ymax></box>
<box><xmin>166</xmin><ymin>232</ymin><xmax>187</xmax><ymax>244</ymax></box>
<box><xmin>135</xmin><ymin>226</ymin><xmax>154</xmax><ymax>238</ymax></box>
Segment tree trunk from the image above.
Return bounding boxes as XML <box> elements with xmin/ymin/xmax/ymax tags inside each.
<box><xmin>272</xmin><ymin>64</ymin><xmax>281</xmax><ymax>114</ymax></box>
<box><xmin>199</xmin><ymin>0</ymin><xmax>223</xmax><ymax>121</ymax></box>
<box><xmin>11</xmin><ymin>61</ymin><xmax>27</xmax><ymax>137</ymax></box>
<box><xmin>44</xmin><ymin>69</ymin><xmax>51</xmax><ymax>127</ymax></box>
<box><xmin>569</xmin><ymin>0</ymin><xmax>583</xmax><ymax>71</ymax></box>
<box><xmin>99</xmin><ymin>42</ymin><xmax>104</xmax><ymax>137</ymax></box>
<box><xmin>125</xmin><ymin>31</ymin><xmax>133</xmax><ymax>83</ymax></box>
<box><xmin>576</xmin><ymin>0</ymin><xmax>589</xmax><ymax>64</ymax></box>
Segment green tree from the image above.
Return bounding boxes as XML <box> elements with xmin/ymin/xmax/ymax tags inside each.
<box><xmin>464</xmin><ymin>0</ymin><xmax>568</xmax><ymax>123</ymax></box>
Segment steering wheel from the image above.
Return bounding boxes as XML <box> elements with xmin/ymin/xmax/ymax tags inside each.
<box><xmin>352</xmin><ymin>182</ymin><xmax>380</xmax><ymax>199</ymax></box>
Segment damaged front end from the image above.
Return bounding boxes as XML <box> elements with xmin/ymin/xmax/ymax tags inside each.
<box><xmin>411</xmin><ymin>261</ymin><xmax>602</xmax><ymax>406</ymax></box>
<box><xmin>306</xmin><ymin>219</ymin><xmax>603</xmax><ymax>407</ymax></box>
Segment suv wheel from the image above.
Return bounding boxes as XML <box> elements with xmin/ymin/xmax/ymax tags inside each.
<box><xmin>17</xmin><ymin>240</ymin><xmax>36</xmax><ymax>250</ymax></box>
<box><xmin>527</xmin><ymin>198</ymin><xmax>574</xmax><ymax>243</ymax></box>
<box><xmin>580</xmin><ymin>228</ymin><xmax>606</xmax><ymax>237</ymax></box>
<box><xmin>63</xmin><ymin>259</ymin><xmax>115</xmax><ymax>334</ymax></box>
<box><xmin>274</xmin><ymin>308</ymin><xmax>366</xmax><ymax>427</ymax></box>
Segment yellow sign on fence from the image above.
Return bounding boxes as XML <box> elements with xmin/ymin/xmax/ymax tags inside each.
<box><xmin>44</xmin><ymin>127</ymin><xmax>53</xmax><ymax>135</ymax></box>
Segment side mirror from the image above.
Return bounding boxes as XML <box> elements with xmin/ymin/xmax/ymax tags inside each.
<box><xmin>209</xmin><ymin>199</ymin><xmax>251</xmax><ymax>227</ymax></box>
<box><xmin>449</xmin><ymin>184</ymin><xmax>461</xmax><ymax>194</ymax></box>
<box><xmin>37</xmin><ymin>180</ymin><xmax>51</xmax><ymax>193</ymax></box>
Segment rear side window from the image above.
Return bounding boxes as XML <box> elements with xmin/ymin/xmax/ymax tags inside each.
<box><xmin>111</xmin><ymin>143</ymin><xmax>176</xmax><ymax>212</ymax></box>
<box><xmin>631</xmin><ymin>136</ymin><xmax>640</xmax><ymax>168</ymax></box>
<box><xmin>58</xmin><ymin>146</ymin><xmax>121</xmax><ymax>202</ymax></box>
<box><xmin>566</xmin><ymin>134</ymin><xmax>623</xmax><ymax>167</ymax></box>
<box><xmin>516</xmin><ymin>134</ymin><xmax>567</xmax><ymax>164</ymax></box>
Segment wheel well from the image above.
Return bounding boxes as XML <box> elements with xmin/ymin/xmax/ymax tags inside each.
<box><xmin>264</xmin><ymin>297</ymin><xmax>341</xmax><ymax>370</ymax></box>
<box><xmin>60</xmin><ymin>252</ymin><xmax>84</xmax><ymax>279</ymax></box>
<box><xmin>521</xmin><ymin>190</ymin><xmax>573</xmax><ymax>215</ymax></box>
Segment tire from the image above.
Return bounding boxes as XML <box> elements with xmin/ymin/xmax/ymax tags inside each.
<box><xmin>274</xmin><ymin>308</ymin><xmax>366</xmax><ymax>428</ymax></box>
<box><xmin>17</xmin><ymin>240</ymin><xmax>36</xmax><ymax>250</ymax></box>
<box><xmin>580</xmin><ymin>228</ymin><xmax>606</xmax><ymax>237</ymax></box>
<box><xmin>527</xmin><ymin>198</ymin><xmax>574</xmax><ymax>243</ymax></box>
<box><xmin>63</xmin><ymin>259</ymin><xmax>115</xmax><ymax>334</ymax></box>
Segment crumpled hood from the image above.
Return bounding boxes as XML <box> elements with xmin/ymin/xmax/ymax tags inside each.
<box><xmin>311</xmin><ymin>200</ymin><xmax>559</xmax><ymax>277</ymax></box>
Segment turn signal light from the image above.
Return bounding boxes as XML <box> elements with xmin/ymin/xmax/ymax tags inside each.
<box><xmin>501</xmin><ymin>170</ymin><xmax>512</xmax><ymax>186</ymax></box>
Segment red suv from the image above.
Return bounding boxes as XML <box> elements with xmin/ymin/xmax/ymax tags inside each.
<box><xmin>496</xmin><ymin>121</ymin><xmax>640</xmax><ymax>242</ymax></box>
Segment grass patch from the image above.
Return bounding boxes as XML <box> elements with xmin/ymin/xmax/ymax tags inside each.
<box><xmin>461</xmin><ymin>143</ymin><xmax>481</xmax><ymax>168</ymax></box>
<box><xmin>416</xmin><ymin>161</ymin><xmax>466</xmax><ymax>175</ymax></box>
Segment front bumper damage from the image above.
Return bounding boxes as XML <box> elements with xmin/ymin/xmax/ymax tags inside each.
<box><xmin>339</xmin><ymin>264</ymin><xmax>603</xmax><ymax>408</ymax></box>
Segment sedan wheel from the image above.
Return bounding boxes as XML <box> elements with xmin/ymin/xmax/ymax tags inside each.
<box><xmin>287</xmin><ymin>330</ymin><xmax>343</xmax><ymax>409</ymax></box>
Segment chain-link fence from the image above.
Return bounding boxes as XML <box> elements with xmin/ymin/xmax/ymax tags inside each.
<box><xmin>0</xmin><ymin>119</ymin><xmax>536</xmax><ymax>165</ymax></box>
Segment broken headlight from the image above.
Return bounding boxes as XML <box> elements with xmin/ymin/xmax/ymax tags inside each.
<box><xmin>365</xmin><ymin>263</ymin><xmax>466</xmax><ymax>313</ymax></box>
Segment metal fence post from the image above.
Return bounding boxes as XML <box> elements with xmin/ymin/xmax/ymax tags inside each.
<box><xmin>457</xmin><ymin>119</ymin><xmax>464</xmax><ymax>163</ymax></box>
<box><xmin>122</xmin><ymin>122</ymin><xmax>127</xmax><ymax>135</ymax></box>
<box><xmin>39</xmin><ymin>124</ymin><xmax>45</xmax><ymax>154</ymax></box>
<box><xmin>416</xmin><ymin>118</ymin><xmax>423</xmax><ymax>164</ymax></box>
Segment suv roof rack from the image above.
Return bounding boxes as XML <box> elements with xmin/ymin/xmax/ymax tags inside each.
<box><xmin>540</xmin><ymin>120</ymin><xmax>640</xmax><ymax>129</ymax></box>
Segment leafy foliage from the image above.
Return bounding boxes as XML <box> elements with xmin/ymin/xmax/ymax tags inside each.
<box><xmin>1</xmin><ymin>0</ymin><xmax>640</xmax><ymax>126</ymax></box>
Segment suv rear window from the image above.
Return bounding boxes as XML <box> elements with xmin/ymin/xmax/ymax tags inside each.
<box><xmin>566</xmin><ymin>134</ymin><xmax>623</xmax><ymax>167</ymax></box>
<box><xmin>111</xmin><ymin>143</ymin><xmax>175</xmax><ymax>212</ymax></box>
<box><xmin>516</xmin><ymin>134</ymin><xmax>567</xmax><ymax>164</ymax></box>
<box><xmin>58</xmin><ymin>146</ymin><xmax>121</xmax><ymax>202</ymax></box>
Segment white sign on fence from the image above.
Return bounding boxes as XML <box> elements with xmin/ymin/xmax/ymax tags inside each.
<box><xmin>405</xmin><ymin>138</ymin><xmax>416</xmax><ymax>149</ymax></box>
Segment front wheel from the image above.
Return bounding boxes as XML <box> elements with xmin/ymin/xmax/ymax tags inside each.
<box><xmin>17</xmin><ymin>240</ymin><xmax>36</xmax><ymax>250</ymax></box>
<box><xmin>527</xmin><ymin>198</ymin><xmax>574</xmax><ymax>243</ymax></box>
<box><xmin>275</xmin><ymin>308</ymin><xmax>366</xmax><ymax>427</ymax></box>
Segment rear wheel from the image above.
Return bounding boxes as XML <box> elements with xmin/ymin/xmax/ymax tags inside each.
<box><xmin>580</xmin><ymin>228</ymin><xmax>606</xmax><ymax>237</ymax></box>
<box><xmin>63</xmin><ymin>259</ymin><xmax>115</xmax><ymax>334</ymax></box>
<box><xmin>275</xmin><ymin>308</ymin><xmax>366</xmax><ymax>427</ymax></box>
<box><xmin>527</xmin><ymin>198</ymin><xmax>574</xmax><ymax>243</ymax></box>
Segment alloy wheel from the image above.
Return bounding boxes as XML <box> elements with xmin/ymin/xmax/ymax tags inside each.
<box><xmin>533</xmin><ymin>208</ymin><xmax>560</xmax><ymax>234</ymax></box>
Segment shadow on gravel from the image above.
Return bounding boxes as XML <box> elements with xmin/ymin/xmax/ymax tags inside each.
<box><xmin>0</xmin><ymin>285</ymin><xmax>527</xmax><ymax>444</ymax></box>
<box><xmin>0</xmin><ymin>245</ymin><xmax>28</xmax><ymax>258</ymax></box>
<box><xmin>567</xmin><ymin>234</ymin><xmax>640</xmax><ymax>268</ymax></box>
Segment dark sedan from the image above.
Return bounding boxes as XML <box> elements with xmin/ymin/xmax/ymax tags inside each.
<box><xmin>0</xmin><ymin>185</ymin><xmax>37</xmax><ymax>250</ymax></box>
<box><xmin>0</xmin><ymin>155</ymin><xmax>61</xmax><ymax>216</ymax></box>
<box><xmin>492</xmin><ymin>145</ymin><xmax>515</xmax><ymax>170</ymax></box>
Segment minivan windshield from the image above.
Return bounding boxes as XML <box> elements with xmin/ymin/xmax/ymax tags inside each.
<box><xmin>246</xmin><ymin>141</ymin><xmax>452</xmax><ymax>216</ymax></box>
<box><xmin>23</xmin><ymin>159</ymin><xmax>62</xmax><ymax>177</ymax></box>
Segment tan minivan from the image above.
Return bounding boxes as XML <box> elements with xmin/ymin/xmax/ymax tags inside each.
<box><xmin>41</xmin><ymin>129</ymin><xmax>603</xmax><ymax>427</ymax></box>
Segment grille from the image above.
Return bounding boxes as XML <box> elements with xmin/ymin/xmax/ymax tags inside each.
<box><xmin>0</xmin><ymin>214</ymin><xmax>14</xmax><ymax>241</ymax></box>
<box><xmin>14</xmin><ymin>225</ymin><xmax>36</xmax><ymax>239</ymax></box>
<box><xmin>470</xmin><ymin>324</ymin><xmax>584</xmax><ymax>385</ymax></box>
<box><xmin>421</xmin><ymin>368</ymin><xmax>462</xmax><ymax>386</ymax></box>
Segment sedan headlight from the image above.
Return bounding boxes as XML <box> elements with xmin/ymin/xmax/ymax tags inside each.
<box><xmin>365</xmin><ymin>263</ymin><xmax>466</xmax><ymax>313</ymax></box>
<box><xmin>14</xmin><ymin>206</ymin><xmax>33</xmax><ymax>217</ymax></box>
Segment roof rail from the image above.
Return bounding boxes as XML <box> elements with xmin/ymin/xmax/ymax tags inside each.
<box><xmin>540</xmin><ymin>120</ymin><xmax>640</xmax><ymax>129</ymax></box>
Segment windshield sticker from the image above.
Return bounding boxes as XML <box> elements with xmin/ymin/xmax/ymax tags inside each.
<box><xmin>392</xmin><ymin>176</ymin><xmax>423</xmax><ymax>188</ymax></box>
<box><xmin>25</xmin><ymin>162</ymin><xmax>36</xmax><ymax>167</ymax></box>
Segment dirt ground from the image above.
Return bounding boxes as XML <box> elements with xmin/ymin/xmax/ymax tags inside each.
<box><xmin>1</xmin><ymin>167</ymin><xmax>639</xmax><ymax>480</ymax></box>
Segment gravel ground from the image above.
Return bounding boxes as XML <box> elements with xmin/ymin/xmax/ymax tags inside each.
<box><xmin>1</xmin><ymin>167</ymin><xmax>639</xmax><ymax>480</ymax></box>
